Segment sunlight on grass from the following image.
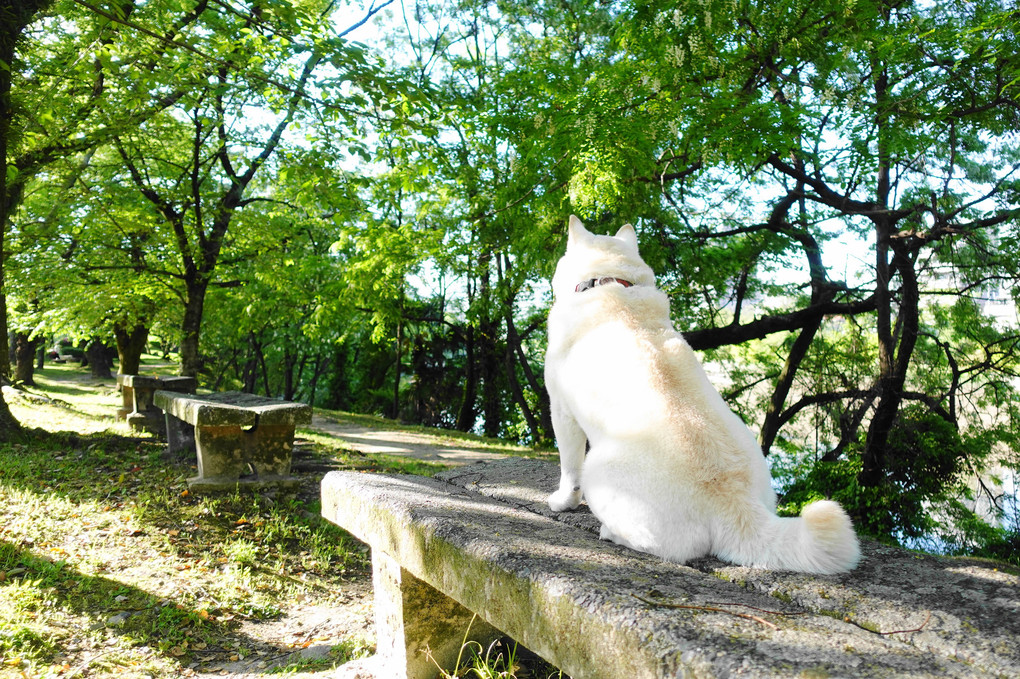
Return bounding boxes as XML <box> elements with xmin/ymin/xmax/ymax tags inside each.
<box><xmin>0</xmin><ymin>358</ymin><xmax>557</xmax><ymax>678</ymax></box>
<box><xmin>297</xmin><ymin>430</ymin><xmax>452</xmax><ymax>476</ymax></box>
<box><xmin>0</xmin><ymin>418</ymin><xmax>371</xmax><ymax>677</ymax></box>
<box><xmin>7</xmin><ymin>362</ymin><xmax>126</xmax><ymax>435</ymax></box>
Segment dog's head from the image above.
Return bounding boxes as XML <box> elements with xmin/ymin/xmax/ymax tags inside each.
<box><xmin>551</xmin><ymin>215</ymin><xmax>656</xmax><ymax>299</ymax></box>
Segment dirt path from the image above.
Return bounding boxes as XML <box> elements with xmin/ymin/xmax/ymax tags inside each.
<box><xmin>308</xmin><ymin>415</ymin><xmax>531</xmax><ymax>466</ymax></box>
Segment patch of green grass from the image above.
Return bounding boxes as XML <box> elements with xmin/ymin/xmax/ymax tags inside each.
<box><xmin>430</xmin><ymin>617</ymin><xmax>566</xmax><ymax>679</ymax></box>
<box><xmin>0</xmin><ymin>417</ymin><xmax>371</xmax><ymax>676</ymax></box>
<box><xmin>1</xmin><ymin>360</ymin><xmax>546</xmax><ymax>677</ymax></box>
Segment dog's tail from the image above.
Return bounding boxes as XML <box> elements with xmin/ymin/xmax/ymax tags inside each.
<box><xmin>744</xmin><ymin>500</ymin><xmax>860</xmax><ymax>574</ymax></box>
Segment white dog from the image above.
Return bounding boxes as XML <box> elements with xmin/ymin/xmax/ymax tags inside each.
<box><xmin>544</xmin><ymin>216</ymin><xmax>860</xmax><ymax>574</ymax></box>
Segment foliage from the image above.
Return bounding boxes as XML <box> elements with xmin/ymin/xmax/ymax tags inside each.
<box><xmin>780</xmin><ymin>407</ymin><xmax>962</xmax><ymax>536</ymax></box>
<box><xmin>434</xmin><ymin>617</ymin><xmax>565</xmax><ymax>679</ymax></box>
<box><xmin>779</xmin><ymin>405</ymin><xmax>1018</xmax><ymax>565</ymax></box>
<box><xmin>3</xmin><ymin>0</ymin><xmax>1019</xmax><ymax>557</ymax></box>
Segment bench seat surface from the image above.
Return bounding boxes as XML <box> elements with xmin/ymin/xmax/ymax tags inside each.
<box><xmin>322</xmin><ymin>458</ymin><xmax>1019</xmax><ymax>679</ymax></box>
<box><xmin>153</xmin><ymin>390</ymin><xmax>312</xmax><ymax>427</ymax></box>
<box><xmin>120</xmin><ymin>374</ymin><xmax>196</xmax><ymax>390</ymax></box>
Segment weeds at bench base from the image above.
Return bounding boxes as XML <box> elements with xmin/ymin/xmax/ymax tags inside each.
<box><xmin>456</xmin><ymin>638</ymin><xmax>566</xmax><ymax>679</ymax></box>
<box><xmin>429</xmin><ymin>615</ymin><xmax>567</xmax><ymax>679</ymax></box>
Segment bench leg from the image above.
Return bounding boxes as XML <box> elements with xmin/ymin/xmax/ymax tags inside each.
<box><xmin>124</xmin><ymin>384</ymin><xmax>167</xmax><ymax>435</ymax></box>
<box><xmin>193</xmin><ymin>424</ymin><xmax>246</xmax><ymax>483</ymax></box>
<box><xmin>116</xmin><ymin>382</ymin><xmax>133</xmax><ymax>421</ymax></box>
<box><xmin>244</xmin><ymin>424</ymin><xmax>296</xmax><ymax>478</ymax></box>
<box><xmin>372</xmin><ymin>550</ymin><xmax>498</xmax><ymax>679</ymax></box>
<box><xmin>165</xmin><ymin>415</ymin><xmax>196</xmax><ymax>457</ymax></box>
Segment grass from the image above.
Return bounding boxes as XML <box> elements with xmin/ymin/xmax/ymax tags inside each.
<box><xmin>0</xmin><ymin>423</ymin><xmax>371</xmax><ymax>678</ymax></box>
<box><xmin>0</xmin><ymin>359</ymin><xmax>561</xmax><ymax>678</ymax></box>
<box><xmin>0</xmin><ymin>361</ymin><xmax>411</xmax><ymax>677</ymax></box>
<box><xmin>436</xmin><ymin>635</ymin><xmax>565</xmax><ymax>679</ymax></box>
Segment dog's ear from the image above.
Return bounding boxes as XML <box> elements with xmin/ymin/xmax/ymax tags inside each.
<box><xmin>567</xmin><ymin>214</ymin><xmax>591</xmax><ymax>247</ymax></box>
<box><xmin>615</xmin><ymin>223</ymin><xmax>639</xmax><ymax>251</ymax></box>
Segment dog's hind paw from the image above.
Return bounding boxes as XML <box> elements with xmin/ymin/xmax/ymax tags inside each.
<box><xmin>548</xmin><ymin>487</ymin><xmax>582</xmax><ymax>512</ymax></box>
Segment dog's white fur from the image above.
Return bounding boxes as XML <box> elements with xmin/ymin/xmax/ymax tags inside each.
<box><xmin>544</xmin><ymin>216</ymin><xmax>860</xmax><ymax>574</ymax></box>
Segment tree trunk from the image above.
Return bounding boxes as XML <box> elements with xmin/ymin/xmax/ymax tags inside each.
<box><xmin>12</xmin><ymin>332</ymin><xmax>38</xmax><ymax>386</ymax></box>
<box><xmin>179</xmin><ymin>281</ymin><xmax>207</xmax><ymax>378</ymax></box>
<box><xmin>85</xmin><ymin>339</ymin><xmax>113</xmax><ymax>379</ymax></box>
<box><xmin>0</xmin><ymin>1</ymin><xmax>49</xmax><ymax>438</ymax></box>
<box><xmin>503</xmin><ymin>336</ymin><xmax>541</xmax><ymax>443</ymax></box>
<box><xmin>477</xmin><ymin>252</ymin><xmax>502</xmax><ymax>438</ymax></box>
<box><xmin>500</xmin><ymin>253</ymin><xmax>553</xmax><ymax>442</ymax></box>
<box><xmin>113</xmin><ymin>322</ymin><xmax>148</xmax><ymax>375</ymax></box>
<box><xmin>392</xmin><ymin>316</ymin><xmax>403</xmax><ymax>419</ymax></box>
<box><xmin>759</xmin><ymin>320</ymin><xmax>822</xmax><ymax>455</ymax></box>
<box><xmin>257</xmin><ymin>338</ymin><xmax>271</xmax><ymax>396</ymax></box>
<box><xmin>504</xmin><ymin>313</ymin><xmax>553</xmax><ymax>442</ymax></box>
<box><xmin>242</xmin><ymin>333</ymin><xmax>258</xmax><ymax>393</ymax></box>
<box><xmin>862</xmin><ymin>246</ymin><xmax>921</xmax><ymax>487</ymax></box>
<box><xmin>456</xmin><ymin>324</ymin><xmax>477</xmax><ymax>431</ymax></box>
<box><xmin>282</xmin><ymin>347</ymin><xmax>297</xmax><ymax>401</ymax></box>
<box><xmin>304</xmin><ymin>353</ymin><xmax>328</xmax><ymax>408</ymax></box>
<box><xmin>325</xmin><ymin>345</ymin><xmax>349</xmax><ymax>410</ymax></box>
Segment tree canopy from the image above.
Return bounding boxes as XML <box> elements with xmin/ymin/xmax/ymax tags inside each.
<box><xmin>4</xmin><ymin>0</ymin><xmax>1019</xmax><ymax>561</ymax></box>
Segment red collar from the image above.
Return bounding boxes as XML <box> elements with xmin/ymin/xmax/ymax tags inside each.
<box><xmin>575</xmin><ymin>277</ymin><xmax>634</xmax><ymax>293</ymax></box>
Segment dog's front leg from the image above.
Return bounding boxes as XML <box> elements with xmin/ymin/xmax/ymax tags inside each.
<box><xmin>548</xmin><ymin>402</ymin><xmax>585</xmax><ymax>511</ymax></box>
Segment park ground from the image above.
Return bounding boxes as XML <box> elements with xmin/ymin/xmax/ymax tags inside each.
<box><xmin>0</xmin><ymin>359</ymin><xmax>553</xmax><ymax>678</ymax></box>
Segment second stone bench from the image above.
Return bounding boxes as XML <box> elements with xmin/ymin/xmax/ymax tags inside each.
<box><xmin>153</xmin><ymin>390</ymin><xmax>311</xmax><ymax>491</ymax></box>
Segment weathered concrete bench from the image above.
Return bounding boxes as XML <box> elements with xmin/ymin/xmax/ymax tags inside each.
<box><xmin>321</xmin><ymin>457</ymin><xmax>1019</xmax><ymax>679</ymax></box>
<box><xmin>154</xmin><ymin>390</ymin><xmax>311</xmax><ymax>491</ymax></box>
<box><xmin>116</xmin><ymin>374</ymin><xmax>197</xmax><ymax>433</ymax></box>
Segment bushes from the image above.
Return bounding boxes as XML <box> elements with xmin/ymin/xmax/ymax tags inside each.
<box><xmin>778</xmin><ymin>406</ymin><xmax>1018</xmax><ymax>566</ymax></box>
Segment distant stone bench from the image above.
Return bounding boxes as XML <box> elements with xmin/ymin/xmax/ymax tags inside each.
<box><xmin>117</xmin><ymin>374</ymin><xmax>197</xmax><ymax>433</ymax></box>
<box><xmin>153</xmin><ymin>390</ymin><xmax>311</xmax><ymax>491</ymax></box>
<box><xmin>321</xmin><ymin>457</ymin><xmax>1019</xmax><ymax>679</ymax></box>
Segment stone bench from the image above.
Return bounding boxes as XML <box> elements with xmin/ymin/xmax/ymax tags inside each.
<box><xmin>321</xmin><ymin>457</ymin><xmax>1019</xmax><ymax>679</ymax></box>
<box><xmin>153</xmin><ymin>390</ymin><xmax>311</xmax><ymax>491</ymax></box>
<box><xmin>117</xmin><ymin>374</ymin><xmax>197</xmax><ymax>433</ymax></box>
